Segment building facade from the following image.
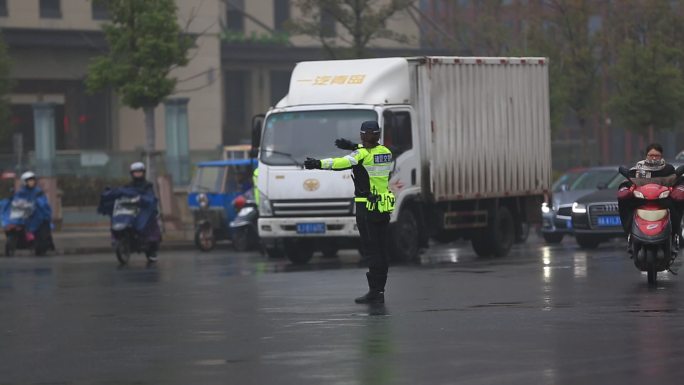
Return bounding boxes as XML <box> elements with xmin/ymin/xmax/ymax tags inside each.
<box><xmin>0</xmin><ymin>0</ymin><xmax>424</xmax><ymax>171</ymax></box>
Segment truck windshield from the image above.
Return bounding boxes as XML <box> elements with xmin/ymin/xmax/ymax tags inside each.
<box><xmin>260</xmin><ymin>109</ymin><xmax>377</xmax><ymax>166</ymax></box>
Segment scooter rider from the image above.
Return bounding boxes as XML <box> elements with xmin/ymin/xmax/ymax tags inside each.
<box><xmin>16</xmin><ymin>171</ymin><xmax>52</xmax><ymax>239</ymax></box>
<box><xmin>305</xmin><ymin>121</ymin><xmax>395</xmax><ymax>304</ymax></box>
<box><xmin>125</xmin><ymin>162</ymin><xmax>161</xmax><ymax>260</ymax></box>
<box><xmin>618</xmin><ymin>143</ymin><xmax>682</xmax><ymax>249</ymax></box>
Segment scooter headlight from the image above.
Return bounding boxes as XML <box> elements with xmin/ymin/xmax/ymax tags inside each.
<box><xmin>198</xmin><ymin>193</ymin><xmax>209</xmax><ymax>208</ymax></box>
<box><xmin>633</xmin><ymin>190</ymin><xmax>645</xmax><ymax>199</ymax></box>
<box><xmin>238</xmin><ymin>206</ymin><xmax>255</xmax><ymax>216</ymax></box>
<box><xmin>659</xmin><ymin>190</ymin><xmax>671</xmax><ymax>199</ymax></box>
<box><xmin>572</xmin><ymin>202</ymin><xmax>587</xmax><ymax>214</ymax></box>
<box><xmin>637</xmin><ymin>209</ymin><xmax>668</xmax><ymax>221</ymax></box>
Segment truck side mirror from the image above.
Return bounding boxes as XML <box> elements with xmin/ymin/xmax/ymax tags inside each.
<box><xmin>251</xmin><ymin>114</ymin><xmax>265</xmax><ymax>157</ymax></box>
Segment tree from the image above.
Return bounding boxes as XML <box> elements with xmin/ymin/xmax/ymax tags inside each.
<box><xmin>607</xmin><ymin>0</ymin><xmax>684</xmax><ymax>134</ymax></box>
<box><xmin>288</xmin><ymin>0</ymin><xmax>414</xmax><ymax>59</ymax></box>
<box><xmin>0</xmin><ymin>32</ymin><xmax>12</xmax><ymax>142</ymax></box>
<box><xmin>86</xmin><ymin>0</ymin><xmax>192</xmax><ymax>186</ymax></box>
<box><xmin>537</xmin><ymin>0</ymin><xmax>603</xmax><ymax>166</ymax></box>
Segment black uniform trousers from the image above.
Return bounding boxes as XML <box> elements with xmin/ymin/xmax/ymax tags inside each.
<box><xmin>363</xmin><ymin>210</ymin><xmax>391</xmax><ymax>291</ymax></box>
<box><xmin>355</xmin><ymin>202</ymin><xmax>370</xmax><ymax>260</ymax></box>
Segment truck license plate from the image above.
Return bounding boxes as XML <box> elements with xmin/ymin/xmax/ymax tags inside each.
<box><xmin>597</xmin><ymin>216</ymin><xmax>621</xmax><ymax>226</ymax></box>
<box><xmin>296</xmin><ymin>223</ymin><xmax>326</xmax><ymax>234</ymax></box>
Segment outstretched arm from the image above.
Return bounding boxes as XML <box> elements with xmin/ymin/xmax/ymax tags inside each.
<box><xmin>320</xmin><ymin>149</ymin><xmax>367</xmax><ymax>170</ymax></box>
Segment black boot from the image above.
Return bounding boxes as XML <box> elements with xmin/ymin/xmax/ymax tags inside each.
<box><xmin>355</xmin><ymin>273</ymin><xmax>386</xmax><ymax>304</ymax></box>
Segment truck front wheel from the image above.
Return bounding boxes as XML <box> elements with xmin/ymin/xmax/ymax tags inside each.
<box><xmin>390</xmin><ymin>208</ymin><xmax>419</xmax><ymax>262</ymax></box>
<box><xmin>284</xmin><ymin>239</ymin><xmax>314</xmax><ymax>265</ymax></box>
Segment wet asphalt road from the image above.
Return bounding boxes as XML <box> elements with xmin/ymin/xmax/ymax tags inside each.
<box><xmin>2</xmin><ymin>236</ymin><xmax>684</xmax><ymax>385</ymax></box>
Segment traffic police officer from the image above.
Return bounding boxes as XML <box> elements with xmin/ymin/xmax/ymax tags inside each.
<box><xmin>304</xmin><ymin>121</ymin><xmax>395</xmax><ymax>304</ymax></box>
<box><xmin>333</xmin><ymin>137</ymin><xmax>370</xmax><ymax>265</ymax></box>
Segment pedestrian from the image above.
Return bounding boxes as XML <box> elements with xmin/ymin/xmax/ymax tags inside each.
<box><xmin>304</xmin><ymin>121</ymin><xmax>395</xmax><ymax>304</ymax></box>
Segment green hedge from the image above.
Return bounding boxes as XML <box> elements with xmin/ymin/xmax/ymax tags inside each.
<box><xmin>59</xmin><ymin>176</ymin><xmax>129</xmax><ymax>207</ymax></box>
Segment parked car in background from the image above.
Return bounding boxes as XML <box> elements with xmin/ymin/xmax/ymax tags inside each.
<box><xmin>542</xmin><ymin>166</ymin><xmax>618</xmax><ymax>244</ymax></box>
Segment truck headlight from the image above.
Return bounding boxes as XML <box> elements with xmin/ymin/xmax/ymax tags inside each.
<box><xmin>259</xmin><ymin>196</ymin><xmax>272</xmax><ymax>216</ymax></box>
<box><xmin>541</xmin><ymin>202</ymin><xmax>550</xmax><ymax>214</ymax></box>
<box><xmin>572</xmin><ymin>202</ymin><xmax>587</xmax><ymax>214</ymax></box>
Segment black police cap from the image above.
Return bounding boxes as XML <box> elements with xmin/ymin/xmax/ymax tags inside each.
<box><xmin>360</xmin><ymin>121</ymin><xmax>380</xmax><ymax>133</ymax></box>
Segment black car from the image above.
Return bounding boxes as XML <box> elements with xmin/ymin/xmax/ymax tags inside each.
<box><xmin>570</xmin><ymin>187</ymin><xmax>624</xmax><ymax>249</ymax></box>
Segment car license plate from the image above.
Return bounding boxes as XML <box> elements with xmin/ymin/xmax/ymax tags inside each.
<box><xmin>566</xmin><ymin>219</ymin><xmax>573</xmax><ymax>229</ymax></box>
<box><xmin>296</xmin><ymin>223</ymin><xmax>326</xmax><ymax>234</ymax></box>
<box><xmin>597</xmin><ymin>216</ymin><xmax>621</xmax><ymax>226</ymax></box>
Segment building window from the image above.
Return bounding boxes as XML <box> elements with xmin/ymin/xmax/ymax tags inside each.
<box><xmin>40</xmin><ymin>0</ymin><xmax>62</xmax><ymax>19</ymax></box>
<box><xmin>92</xmin><ymin>0</ymin><xmax>109</xmax><ymax>20</ymax></box>
<box><xmin>226</xmin><ymin>0</ymin><xmax>245</xmax><ymax>33</ymax></box>
<box><xmin>0</xmin><ymin>0</ymin><xmax>8</xmax><ymax>17</ymax></box>
<box><xmin>274</xmin><ymin>0</ymin><xmax>290</xmax><ymax>32</ymax></box>
<box><xmin>224</xmin><ymin>70</ymin><xmax>251</xmax><ymax>144</ymax></box>
<box><xmin>320</xmin><ymin>8</ymin><xmax>336</xmax><ymax>37</ymax></box>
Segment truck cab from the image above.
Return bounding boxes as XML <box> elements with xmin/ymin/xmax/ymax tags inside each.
<box><xmin>253</xmin><ymin>58</ymin><xmax>421</xmax><ymax>264</ymax></box>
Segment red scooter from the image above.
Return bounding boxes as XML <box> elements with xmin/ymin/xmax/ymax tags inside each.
<box><xmin>619</xmin><ymin>165</ymin><xmax>684</xmax><ymax>285</ymax></box>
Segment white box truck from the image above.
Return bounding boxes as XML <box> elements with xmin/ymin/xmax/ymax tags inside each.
<box><xmin>252</xmin><ymin>57</ymin><xmax>551</xmax><ymax>264</ymax></box>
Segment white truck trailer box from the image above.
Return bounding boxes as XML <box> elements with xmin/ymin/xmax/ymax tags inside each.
<box><xmin>253</xmin><ymin>57</ymin><xmax>551</xmax><ymax>264</ymax></box>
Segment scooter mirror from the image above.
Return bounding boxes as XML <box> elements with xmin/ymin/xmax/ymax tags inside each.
<box><xmin>676</xmin><ymin>165</ymin><xmax>684</xmax><ymax>177</ymax></box>
<box><xmin>618</xmin><ymin>166</ymin><xmax>631</xmax><ymax>178</ymax></box>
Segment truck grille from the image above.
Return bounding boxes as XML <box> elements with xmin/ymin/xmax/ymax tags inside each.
<box><xmin>588</xmin><ymin>202</ymin><xmax>620</xmax><ymax>228</ymax></box>
<box><xmin>271</xmin><ymin>199</ymin><xmax>354</xmax><ymax>217</ymax></box>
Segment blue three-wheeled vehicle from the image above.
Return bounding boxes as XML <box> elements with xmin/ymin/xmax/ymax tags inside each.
<box><xmin>188</xmin><ymin>158</ymin><xmax>258</xmax><ymax>251</ymax></box>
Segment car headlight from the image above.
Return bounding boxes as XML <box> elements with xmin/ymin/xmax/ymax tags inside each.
<box><xmin>541</xmin><ymin>202</ymin><xmax>550</xmax><ymax>214</ymax></box>
<box><xmin>659</xmin><ymin>190</ymin><xmax>671</xmax><ymax>199</ymax></box>
<box><xmin>633</xmin><ymin>190</ymin><xmax>645</xmax><ymax>199</ymax></box>
<box><xmin>572</xmin><ymin>202</ymin><xmax>587</xmax><ymax>214</ymax></box>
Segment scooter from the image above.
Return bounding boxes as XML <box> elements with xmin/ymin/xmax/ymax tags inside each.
<box><xmin>619</xmin><ymin>165</ymin><xmax>684</xmax><ymax>285</ymax></box>
<box><xmin>229</xmin><ymin>194</ymin><xmax>260</xmax><ymax>252</ymax></box>
<box><xmin>99</xmin><ymin>188</ymin><xmax>160</xmax><ymax>265</ymax></box>
<box><xmin>2</xmin><ymin>197</ymin><xmax>54</xmax><ymax>256</ymax></box>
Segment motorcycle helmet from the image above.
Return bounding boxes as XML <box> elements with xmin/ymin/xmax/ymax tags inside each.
<box><xmin>130</xmin><ymin>162</ymin><xmax>146</xmax><ymax>172</ymax></box>
<box><xmin>20</xmin><ymin>171</ymin><xmax>36</xmax><ymax>185</ymax></box>
<box><xmin>129</xmin><ymin>162</ymin><xmax>146</xmax><ymax>182</ymax></box>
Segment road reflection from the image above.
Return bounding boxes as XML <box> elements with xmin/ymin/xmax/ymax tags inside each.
<box><xmin>358</xmin><ymin>304</ymin><xmax>395</xmax><ymax>385</ymax></box>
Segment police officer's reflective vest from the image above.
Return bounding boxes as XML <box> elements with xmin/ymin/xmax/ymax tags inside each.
<box><xmin>252</xmin><ymin>168</ymin><xmax>259</xmax><ymax>205</ymax></box>
<box><xmin>320</xmin><ymin>145</ymin><xmax>395</xmax><ymax>213</ymax></box>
